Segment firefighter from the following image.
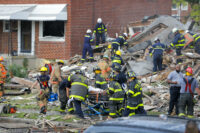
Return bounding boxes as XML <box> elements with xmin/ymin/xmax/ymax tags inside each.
<box><xmin>68</xmin><ymin>69</ymin><xmax>88</xmax><ymax>119</ymax></box>
<box><xmin>112</xmin><ymin>63</ymin><xmax>127</xmax><ymax>86</ymax></box>
<box><xmin>149</xmin><ymin>37</ymin><xmax>165</xmax><ymax>73</ymax></box>
<box><xmin>185</xmin><ymin>30</ymin><xmax>200</xmax><ymax>54</ymax></box>
<box><xmin>123</xmin><ymin>71</ymin><xmax>146</xmax><ymax>117</ymax></box>
<box><xmin>104</xmin><ymin>44</ymin><xmax>112</xmax><ymax>58</ymax></box>
<box><xmin>81</xmin><ymin>29</ymin><xmax>94</xmax><ymax>64</ymax></box>
<box><xmin>178</xmin><ymin>67</ymin><xmax>200</xmax><ymax>118</ymax></box>
<box><xmin>93</xmin><ymin>18</ymin><xmax>107</xmax><ymax>47</ymax></box>
<box><xmin>50</xmin><ymin>60</ymin><xmax>64</xmax><ymax>94</ymax></box>
<box><xmin>0</xmin><ymin>56</ymin><xmax>7</xmax><ymax>97</ymax></box>
<box><xmin>169</xmin><ymin>28</ymin><xmax>185</xmax><ymax>64</ymax></box>
<box><xmin>31</xmin><ymin>67</ymin><xmax>50</xmax><ymax>114</ymax></box>
<box><xmin>98</xmin><ymin>55</ymin><xmax>111</xmax><ymax>79</ymax></box>
<box><xmin>58</xmin><ymin>78</ymin><xmax>74</xmax><ymax>114</ymax></box>
<box><xmin>112</xmin><ymin>33</ymin><xmax>128</xmax><ymax>53</ymax></box>
<box><xmin>44</xmin><ymin>60</ymin><xmax>53</xmax><ymax>75</ymax></box>
<box><xmin>93</xmin><ymin>66</ymin><xmax>107</xmax><ymax>90</ymax></box>
<box><xmin>111</xmin><ymin>50</ymin><xmax>124</xmax><ymax>68</ymax></box>
<box><xmin>107</xmin><ymin>72</ymin><xmax>125</xmax><ymax>119</ymax></box>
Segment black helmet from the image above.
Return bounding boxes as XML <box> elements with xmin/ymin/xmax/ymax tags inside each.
<box><xmin>127</xmin><ymin>71</ymin><xmax>136</xmax><ymax>78</ymax></box>
<box><xmin>112</xmin><ymin>63</ymin><xmax>121</xmax><ymax>72</ymax></box>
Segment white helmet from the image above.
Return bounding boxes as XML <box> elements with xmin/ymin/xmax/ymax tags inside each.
<box><xmin>185</xmin><ymin>30</ymin><xmax>189</xmax><ymax>33</ymax></box>
<box><xmin>97</xmin><ymin>18</ymin><xmax>102</xmax><ymax>23</ymax></box>
<box><xmin>123</xmin><ymin>33</ymin><xmax>128</xmax><ymax>38</ymax></box>
<box><xmin>172</xmin><ymin>28</ymin><xmax>178</xmax><ymax>33</ymax></box>
<box><xmin>154</xmin><ymin>37</ymin><xmax>160</xmax><ymax>42</ymax></box>
<box><xmin>86</xmin><ymin>29</ymin><xmax>92</xmax><ymax>34</ymax></box>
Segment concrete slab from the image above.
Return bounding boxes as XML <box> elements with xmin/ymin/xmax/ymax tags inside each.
<box><xmin>128</xmin><ymin>40</ymin><xmax>152</xmax><ymax>53</ymax></box>
<box><xmin>128</xmin><ymin>58</ymin><xmax>153</xmax><ymax>76</ymax></box>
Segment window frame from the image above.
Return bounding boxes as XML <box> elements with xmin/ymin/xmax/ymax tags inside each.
<box><xmin>39</xmin><ymin>21</ymin><xmax>65</xmax><ymax>42</ymax></box>
<box><xmin>3</xmin><ymin>20</ymin><xmax>10</xmax><ymax>32</ymax></box>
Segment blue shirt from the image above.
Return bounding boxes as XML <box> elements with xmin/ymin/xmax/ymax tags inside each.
<box><xmin>179</xmin><ymin>76</ymin><xmax>199</xmax><ymax>94</ymax></box>
<box><xmin>167</xmin><ymin>71</ymin><xmax>183</xmax><ymax>87</ymax></box>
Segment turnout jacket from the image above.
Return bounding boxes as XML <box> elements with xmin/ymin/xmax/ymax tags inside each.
<box><xmin>68</xmin><ymin>74</ymin><xmax>88</xmax><ymax>101</ymax></box>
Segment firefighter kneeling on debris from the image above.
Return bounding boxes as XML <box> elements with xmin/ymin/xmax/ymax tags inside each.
<box><xmin>93</xmin><ymin>66</ymin><xmax>107</xmax><ymax>90</ymax></box>
<box><xmin>178</xmin><ymin>67</ymin><xmax>200</xmax><ymax>118</ymax></box>
<box><xmin>107</xmin><ymin>72</ymin><xmax>125</xmax><ymax>119</ymax></box>
<box><xmin>123</xmin><ymin>71</ymin><xmax>146</xmax><ymax>117</ymax></box>
<box><xmin>0</xmin><ymin>56</ymin><xmax>7</xmax><ymax>97</ymax></box>
<box><xmin>67</xmin><ymin>69</ymin><xmax>88</xmax><ymax>119</ymax></box>
<box><xmin>31</xmin><ymin>67</ymin><xmax>50</xmax><ymax>114</ymax></box>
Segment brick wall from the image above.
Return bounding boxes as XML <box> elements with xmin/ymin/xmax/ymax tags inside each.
<box><xmin>70</xmin><ymin>0</ymin><xmax>172</xmax><ymax>57</ymax></box>
<box><xmin>0</xmin><ymin>0</ymin><xmax>71</xmax><ymax>60</ymax></box>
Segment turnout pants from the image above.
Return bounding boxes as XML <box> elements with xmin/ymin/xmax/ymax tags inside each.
<box><xmin>96</xmin><ymin>33</ymin><xmax>105</xmax><ymax>46</ymax></box>
<box><xmin>168</xmin><ymin>86</ymin><xmax>180</xmax><ymax>115</ymax></box>
<box><xmin>153</xmin><ymin>54</ymin><xmax>163</xmax><ymax>72</ymax></box>
<box><xmin>73</xmin><ymin>99</ymin><xmax>84</xmax><ymax>118</ymax></box>
<box><xmin>82</xmin><ymin>44</ymin><xmax>93</xmax><ymax>60</ymax></box>
<box><xmin>179</xmin><ymin>93</ymin><xmax>194</xmax><ymax>117</ymax></box>
<box><xmin>0</xmin><ymin>84</ymin><xmax>4</xmax><ymax>97</ymax></box>
<box><xmin>176</xmin><ymin>47</ymin><xmax>183</xmax><ymax>64</ymax></box>
<box><xmin>195</xmin><ymin>41</ymin><xmax>200</xmax><ymax>54</ymax></box>
<box><xmin>37</xmin><ymin>88</ymin><xmax>50</xmax><ymax>113</ymax></box>
<box><xmin>109</xmin><ymin>101</ymin><xmax>123</xmax><ymax>118</ymax></box>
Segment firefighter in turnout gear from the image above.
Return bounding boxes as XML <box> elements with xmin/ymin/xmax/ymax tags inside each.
<box><xmin>0</xmin><ymin>56</ymin><xmax>7</xmax><ymax>97</ymax></box>
<box><xmin>81</xmin><ymin>29</ymin><xmax>94</xmax><ymax>63</ymax></box>
<box><xmin>111</xmin><ymin>33</ymin><xmax>128</xmax><ymax>53</ymax></box>
<box><xmin>123</xmin><ymin>71</ymin><xmax>146</xmax><ymax>116</ymax></box>
<box><xmin>93</xmin><ymin>66</ymin><xmax>107</xmax><ymax>90</ymax></box>
<box><xmin>178</xmin><ymin>67</ymin><xmax>200</xmax><ymax>118</ymax></box>
<box><xmin>111</xmin><ymin>50</ymin><xmax>124</xmax><ymax>68</ymax></box>
<box><xmin>50</xmin><ymin>60</ymin><xmax>64</xmax><ymax>94</ymax></box>
<box><xmin>31</xmin><ymin>67</ymin><xmax>50</xmax><ymax>114</ymax></box>
<box><xmin>149</xmin><ymin>37</ymin><xmax>165</xmax><ymax>73</ymax></box>
<box><xmin>58</xmin><ymin>78</ymin><xmax>74</xmax><ymax>114</ymax></box>
<box><xmin>185</xmin><ymin>30</ymin><xmax>200</xmax><ymax>54</ymax></box>
<box><xmin>107</xmin><ymin>72</ymin><xmax>125</xmax><ymax>118</ymax></box>
<box><xmin>98</xmin><ymin>55</ymin><xmax>111</xmax><ymax>79</ymax></box>
<box><xmin>93</xmin><ymin>18</ymin><xmax>107</xmax><ymax>47</ymax></box>
<box><xmin>169</xmin><ymin>28</ymin><xmax>185</xmax><ymax>64</ymax></box>
<box><xmin>67</xmin><ymin>69</ymin><xmax>88</xmax><ymax>118</ymax></box>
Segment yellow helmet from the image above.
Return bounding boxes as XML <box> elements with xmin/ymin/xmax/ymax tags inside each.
<box><xmin>58</xmin><ymin>60</ymin><xmax>64</xmax><ymax>64</ymax></box>
<box><xmin>40</xmin><ymin>67</ymin><xmax>48</xmax><ymax>72</ymax></box>
<box><xmin>108</xmin><ymin>44</ymin><xmax>112</xmax><ymax>49</ymax></box>
<box><xmin>115</xmin><ymin>50</ymin><xmax>121</xmax><ymax>56</ymax></box>
<box><xmin>0</xmin><ymin>56</ymin><xmax>4</xmax><ymax>62</ymax></box>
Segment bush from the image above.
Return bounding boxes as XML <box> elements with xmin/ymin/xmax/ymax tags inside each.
<box><xmin>8</xmin><ymin>64</ymin><xmax>28</xmax><ymax>78</ymax></box>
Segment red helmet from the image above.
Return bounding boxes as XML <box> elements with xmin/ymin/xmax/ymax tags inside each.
<box><xmin>186</xmin><ymin>67</ymin><xmax>193</xmax><ymax>74</ymax></box>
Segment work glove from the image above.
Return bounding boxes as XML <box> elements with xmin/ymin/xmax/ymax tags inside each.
<box><xmin>67</xmin><ymin>97</ymin><xmax>74</xmax><ymax>106</ymax></box>
<box><xmin>92</xmin><ymin>33</ymin><xmax>95</xmax><ymax>39</ymax></box>
<box><xmin>149</xmin><ymin>53</ymin><xmax>153</xmax><ymax>57</ymax></box>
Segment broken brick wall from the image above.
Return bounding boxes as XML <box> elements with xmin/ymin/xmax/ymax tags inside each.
<box><xmin>70</xmin><ymin>0</ymin><xmax>172</xmax><ymax>57</ymax></box>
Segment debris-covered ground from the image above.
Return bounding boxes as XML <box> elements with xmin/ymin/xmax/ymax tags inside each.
<box><xmin>1</xmin><ymin>15</ymin><xmax>200</xmax><ymax>132</ymax></box>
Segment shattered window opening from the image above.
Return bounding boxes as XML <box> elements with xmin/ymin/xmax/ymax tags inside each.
<box><xmin>3</xmin><ymin>20</ymin><xmax>10</xmax><ymax>32</ymax></box>
<box><xmin>43</xmin><ymin>21</ymin><xmax>64</xmax><ymax>37</ymax></box>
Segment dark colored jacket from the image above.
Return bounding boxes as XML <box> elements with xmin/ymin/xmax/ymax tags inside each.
<box><xmin>149</xmin><ymin>42</ymin><xmax>165</xmax><ymax>55</ymax></box>
<box><xmin>170</xmin><ymin>33</ymin><xmax>185</xmax><ymax>48</ymax></box>
<box><xmin>37</xmin><ymin>75</ymin><xmax>50</xmax><ymax>89</ymax></box>
<box><xmin>94</xmin><ymin>23</ymin><xmax>107</xmax><ymax>34</ymax></box>
<box><xmin>126</xmin><ymin>79</ymin><xmax>143</xmax><ymax>107</ymax></box>
<box><xmin>68</xmin><ymin>74</ymin><xmax>88</xmax><ymax>101</ymax></box>
<box><xmin>112</xmin><ymin>35</ymin><xmax>128</xmax><ymax>48</ymax></box>
<box><xmin>84</xmin><ymin>34</ymin><xmax>94</xmax><ymax>46</ymax></box>
<box><xmin>94</xmin><ymin>74</ymin><xmax>107</xmax><ymax>90</ymax></box>
<box><xmin>112</xmin><ymin>55</ymin><xmax>124</xmax><ymax>65</ymax></box>
<box><xmin>107</xmin><ymin>80</ymin><xmax>125</xmax><ymax>102</ymax></box>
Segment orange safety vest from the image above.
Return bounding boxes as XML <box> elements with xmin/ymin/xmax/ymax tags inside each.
<box><xmin>0</xmin><ymin>63</ymin><xmax>7</xmax><ymax>83</ymax></box>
